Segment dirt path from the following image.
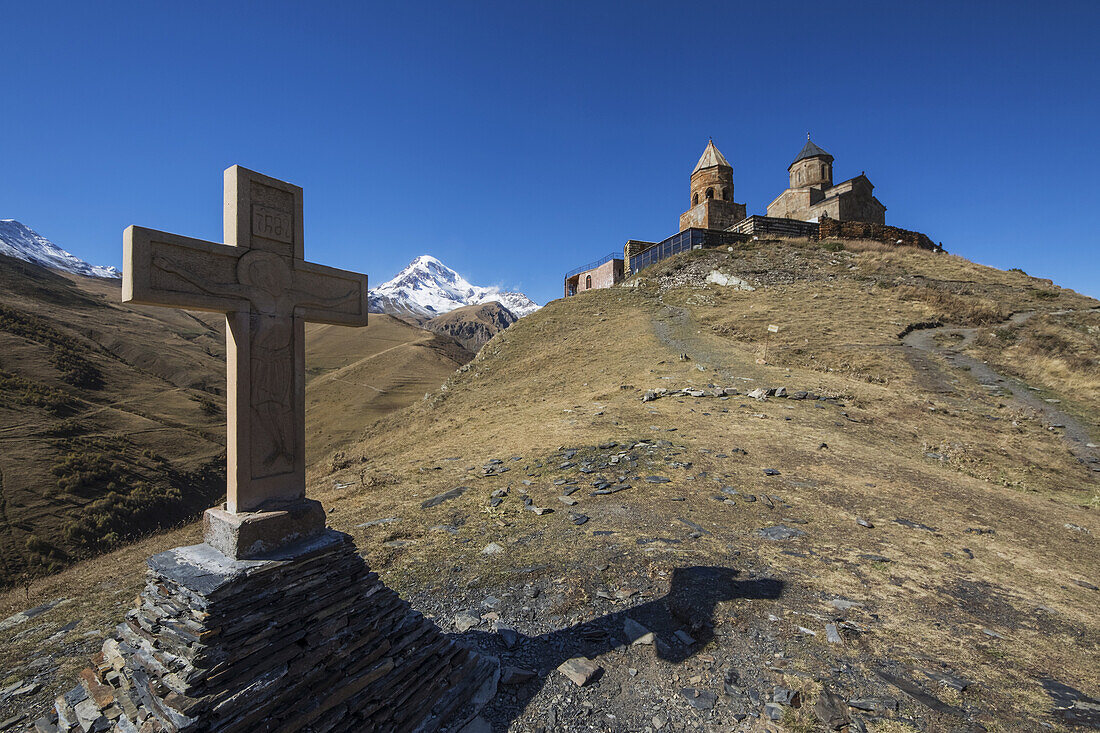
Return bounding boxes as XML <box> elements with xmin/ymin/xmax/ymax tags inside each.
<box><xmin>652</xmin><ymin>297</ymin><xmax>1099</xmax><ymax>472</ymax></box>
<box><xmin>903</xmin><ymin>309</ymin><xmax>1100</xmax><ymax>472</ymax></box>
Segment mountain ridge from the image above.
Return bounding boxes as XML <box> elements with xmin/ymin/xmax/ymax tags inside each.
<box><xmin>368</xmin><ymin>255</ymin><xmax>539</xmax><ymax>319</ymax></box>
<box><xmin>0</xmin><ymin>220</ymin><xmax>120</xmax><ymax>279</ymax></box>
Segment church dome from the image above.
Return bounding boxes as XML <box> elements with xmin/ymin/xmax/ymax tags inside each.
<box><xmin>790</xmin><ymin>137</ymin><xmax>834</xmax><ymax>167</ymax></box>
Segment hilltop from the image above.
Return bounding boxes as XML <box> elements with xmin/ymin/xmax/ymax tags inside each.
<box><xmin>1</xmin><ymin>238</ymin><xmax>1098</xmax><ymax>731</ymax></box>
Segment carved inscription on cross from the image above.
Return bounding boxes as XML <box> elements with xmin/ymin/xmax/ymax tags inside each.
<box><xmin>123</xmin><ymin>166</ymin><xmax>367</xmax><ymax>515</ymax></box>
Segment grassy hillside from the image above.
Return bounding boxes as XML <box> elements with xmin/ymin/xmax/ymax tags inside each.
<box><xmin>2</xmin><ymin>238</ymin><xmax>1097</xmax><ymax>730</ymax></box>
<box><xmin>0</xmin><ymin>257</ymin><xmax>472</xmax><ymax>587</ymax></box>
<box><xmin>305</xmin><ymin>314</ymin><xmax>473</xmax><ymax>461</ymax></box>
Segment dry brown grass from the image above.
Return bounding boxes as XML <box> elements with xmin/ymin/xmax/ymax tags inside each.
<box><xmin>972</xmin><ymin>310</ymin><xmax>1100</xmax><ymax>419</ymax></box>
<box><xmin>2</xmin><ymin>241</ymin><xmax>1097</xmax><ymax>729</ymax></box>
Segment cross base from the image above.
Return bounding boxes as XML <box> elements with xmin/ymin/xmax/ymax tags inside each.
<box><xmin>203</xmin><ymin>499</ymin><xmax>326</xmax><ymax>560</ymax></box>
<box><xmin>47</xmin><ymin>531</ymin><xmax>498</xmax><ymax>732</ymax></box>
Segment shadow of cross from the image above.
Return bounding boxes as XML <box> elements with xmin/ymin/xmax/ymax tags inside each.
<box><xmin>122</xmin><ymin>166</ymin><xmax>368</xmax><ymax>517</ymax></box>
<box><xmin>463</xmin><ymin>565</ymin><xmax>785</xmax><ymax>729</ymax></box>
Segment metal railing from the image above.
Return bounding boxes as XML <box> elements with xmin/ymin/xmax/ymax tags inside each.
<box><xmin>627</xmin><ymin>228</ymin><xmax>749</xmax><ymax>274</ymax></box>
<box><xmin>564</xmin><ymin>252</ymin><xmax>621</xmax><ymax>279</ymax></box>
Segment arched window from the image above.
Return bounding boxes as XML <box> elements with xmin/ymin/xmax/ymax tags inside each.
<box><xmin>797</xmin><ymin>171</ymin><xmax>802</xmax><ymax>183</ymax></box>
<box><xmin>721</xmin><ymin>188</ymin><xmax>727</xmax><ymax>200</ymax></box>
<box><xmin>705</xmin><ymin>187</ymin><xmax>714</xmax><ymax>199</ymax></box>
<box><xmin>585</xmin><ymin>275</ymin><xmax>592</xmax><ymax>290</ymax></box>
<box><xmin>693</xmin><ymin>193</ymin><xmax>699</xmax><ymax>205</ymax></box>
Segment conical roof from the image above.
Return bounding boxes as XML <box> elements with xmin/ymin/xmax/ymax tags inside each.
<box><xmin>791</xmin><ymin>136</ymin><xmax>833</xmax><ymax>166</ymax></box>
<box><xmin>692</xmin><ymin>140</ymin><xmax>731</xmax><ymax>173</ymax></box>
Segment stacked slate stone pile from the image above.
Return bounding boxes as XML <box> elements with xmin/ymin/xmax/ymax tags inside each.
<box><xmin>43</xmin><ymin>531</ymin><xmax>496</xmax><ymax>733</ymax></box>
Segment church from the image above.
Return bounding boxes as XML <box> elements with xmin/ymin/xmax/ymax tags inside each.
<box><xmin>564</xmin><ymin>136</ymin><xmax>918</xmax><ymax>297</ymax></box>
<box><xmin>765</xmin><ymin>136</ymin><xmax>886</xmax><ymax>224</ymax></box>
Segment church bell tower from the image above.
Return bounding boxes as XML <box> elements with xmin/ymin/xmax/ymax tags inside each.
<box><xmin>679</xmin><ymin>140</ymin><xmax>747</xmax><ymax>231</ymax></box>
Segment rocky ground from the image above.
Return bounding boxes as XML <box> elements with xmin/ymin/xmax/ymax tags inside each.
<box><xmin>373</xmin><ymin>436</ymin><xmax>1100</xmax><ymax>732</ymax></box>
<box><xmin>3</xmin><ymin>240</ymin><xmax>1098</xmax><ymax>732</ymax></box>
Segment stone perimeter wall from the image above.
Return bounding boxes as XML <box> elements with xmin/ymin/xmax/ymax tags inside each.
<box><xmin>818</xmin><ymin>218</ymin><xmax>941</xmax><ymax>252</ymax></box>
<box><xmin>43</xmin><ymin>532</ymin><xmax>496</xmax><ymax>733</ymax></box>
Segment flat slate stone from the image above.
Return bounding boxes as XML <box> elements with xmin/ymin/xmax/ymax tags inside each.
<box><xmin>680</xmin><ymin>687</ymin><xmax>717</xmax><ymax>710</ymax></box>
<box><xmin>421</xmin><ymin>486</ymin><xmax>469</xmax><ymax>509</ymax></box>
<box><xmin>148</xmin><ymin>531</ymin><xmax>345</xmax><ymax>596</ymax></box>
<box><xmin>756</xmin><ymin>525</ymin><xmax>805</xmax><ymax>541</ymax></box>
<box><xmin>557</xmin><ymin>657</ymin><xmax>600</xmax><ymax>686</ymax></box>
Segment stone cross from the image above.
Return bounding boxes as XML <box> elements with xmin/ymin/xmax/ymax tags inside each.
<box><xmin>123</xmin><ymin>166</ymin><xmax>367</xmax><ymax>556</ymax></box>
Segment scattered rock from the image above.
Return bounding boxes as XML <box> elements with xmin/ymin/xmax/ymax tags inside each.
<box><xmin>557</xmin><ymin>657</ymin><xmax>601</xmax><ymax>686</ymax></box>
<box><xmin>848</xmin><ymin>698</ymin><xmax>898</xmax><ymax>714</ymax></box>
<box><xmin>756</xmin><ymin>525</ymin><xmax>805</xmax><ymax>541</ymax></box>
<box><xmin>481</xmin><ymin>542</ymin><xmax>505</xmax><ymax>555</ymax></box>
<box><xmin>773</xmin><ymin>687</ymin><xmax>800</xmax><ymax>706</ymax></box>
<box><xmin>813</xmin><ymin>688</ymin><xmax>850</xmax><ymax>729</ymax></box>
<box><xmin>644</xmin><ymin>476</ymin><xmax>671</xmax><ymax>483</ymax></box>
<box><xmin>1041</xmin><ymin>677</ymin><xmax>1100</xmax><ymax>728</ymax></box>
<box><xmin>922</xmin><ymin>670</ymin><xmax>972</xmax><ymax>692</ymax></box>
<box><xmin>763</xmin><ymin>468</ymin><xmax>780</xmax><ymax>476</ymax></box>
<box><xmin>421</xmin><ymin>487</ymin><xmax>469</xmax><ymax>509</ymax></box>
<box><xmin>893</xmin><ymin>518</ymin><xmax>938</xmax><ymax>532</ymax></box>
<box><xmin>453</xmin><ymin>611</ymin><xmax>482</xmax><ymax>632</ymax></box>
<box><xmin>856</xmin><ymin>517</ymin><xmax>874</xmax><ymax>528</ymax></box>
<box><xmin>680</xmin><ymin>687</ymin><xmax>717</xmax><ymax>710</ymax></box>
<box><xmin>500</xmin><ymin>666</ymin><xmax>535</xmax><ymax>685</ymax></box>
<box><xmin>557</xmin><ymin>496</ymin><xmax>578</xmax><ymax>506</ymax></box>
<box><xmin>763</xmin><ymin>702</ymin><xmax>784</xmax><ymax>720</ymax></box>
<box><xmin>570</xmin><ymin>513</ymin><xmax>589</xmax><ymax>526</ymax></box>
<box><xmin>825</xmin><ymin>623</ymin><xmax>843</xmax><ymax>644</ymax></box>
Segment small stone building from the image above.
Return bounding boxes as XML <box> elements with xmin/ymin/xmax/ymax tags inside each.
<box><xmin>678</xmin><ymin>140</ymin><xmax>747</xmax><ymax>232</ymax></box>
<box><xmin>766</xmin><ymin>137</ymin><xmax>886</xmax><ymax>224</ymax></box>
<box><xmin>564</xmin><ymin>253</ymin><xmax>623</xmax><ymax>297</ymax></box>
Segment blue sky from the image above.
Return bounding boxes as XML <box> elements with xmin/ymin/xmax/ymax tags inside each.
<box><xmin>1</xmin><ymin>1</ymin><xmax>1097</xmax><ymax>304</ymax></box>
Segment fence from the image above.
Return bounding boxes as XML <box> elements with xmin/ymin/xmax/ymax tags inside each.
<box><xmin>627</xmin><ymin>228</ymin><xmax>748</xmax><ymax>274</ymax></box>
<box><xmin>565</xmin><ymin>252</ymin><xmax>622</xmax><ymax>279</ymax></box>
<box><xmin>729</xmin><ymin>215</ymin><xmax>820</xmax><ymax>239</ymax></box>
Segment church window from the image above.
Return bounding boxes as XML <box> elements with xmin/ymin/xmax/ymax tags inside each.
<box><xmin>705</xmin><ymin>188</ymin><xmax>714</xmax><ymax>199</ymax></box>
<box><xmin>585</xmin><ymin>275</ymin><xmax>592</xmax><ymax>290</ymax></box>
<box><xmin>693</xmin><ymin>193</ymin><xmax>699</xmax><ymax>205</ymax></box>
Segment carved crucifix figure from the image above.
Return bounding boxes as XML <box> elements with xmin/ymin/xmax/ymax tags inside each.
<box><xmin>123</xmin><ymin>166</ymin><xmax>367</xmax><ymax>556</ymax></box>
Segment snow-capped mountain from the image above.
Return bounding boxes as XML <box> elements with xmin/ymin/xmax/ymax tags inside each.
<box><xmin>0</xmin><ymin>220</ymin><xmax>120</xmax><ymax>278</ymax></box>
<box><xmin>369</xmin><ymin>255</ymin><xmax>540</xmax><ymax>319</ymax></box>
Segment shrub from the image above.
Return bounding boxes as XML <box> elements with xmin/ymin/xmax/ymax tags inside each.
<box><xmin>0</xmin><ymin>304</ymin><xmax>103</xmax><ymax>389</ymax></box>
